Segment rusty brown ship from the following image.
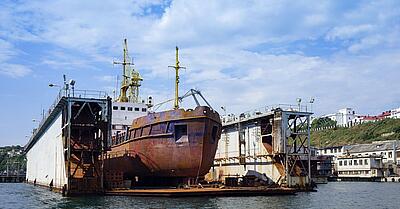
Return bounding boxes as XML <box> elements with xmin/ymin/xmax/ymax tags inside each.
<box><xmin>104</xmin><ymin>41</ymin><xmax>222</xmax><ymax>187</ymax></box>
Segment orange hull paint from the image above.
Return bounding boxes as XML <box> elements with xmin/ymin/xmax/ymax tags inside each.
<box><xmin>105</xmin><ymin>106</ymin><xmax>221</xmax><ymax>178</ymax></box>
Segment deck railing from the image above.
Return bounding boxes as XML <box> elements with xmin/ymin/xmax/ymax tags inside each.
<box><xmin>28</xmin><ymin>89</ymin><xmax>108</xmax><ymax>147</ymax></box>
<box><xmin>222</xmin><ymin>103</ymin><xmax>310</xmax><ymax>125</ymax></box>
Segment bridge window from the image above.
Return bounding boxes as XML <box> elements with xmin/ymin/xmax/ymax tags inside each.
<box><xmin>150</xmin><ymin>124</ymin><xmax>163</xmax><ymax>135</ymax></box>
<box><xmin>135</xmin><ymin>128</ymin><xmax>141</xmax><ymax>138</ymax></box>
<box><xmin>128</xmin><ymin>107</ymin><xmax>133</xmax><ymax>111</ymax></box>
<box><xmin>121</xmin><ymin>106</ymin><xmax>126</xmax><ymax>110</ymax></box>
<box><xmin>175</xmin><ymin>124</ymin><xmax>188</xmax><ymax>143</ymax></box>
<box><xmin>142</xmin><ymin>108</ymin><xmax>147</xmax><ymax>112</ymax></box>
<box><xmin>113</xmin><ymin>106</ymin><xmax>118</xmax><ymax>110</ymax></box>
<box><xmin>142</xmin><ymin>126</ymin><xmax>150</xmax><ymax>137</ymax></box>
<box><xmin>135</xmin><ymin>107</ymin><xmax>140</xmax><ymax>111</ymax></box>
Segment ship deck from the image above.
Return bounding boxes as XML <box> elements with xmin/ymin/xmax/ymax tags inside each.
<box><xmin>104</xmin><ymin>187</ymin><xmax>296</xmax><ymax>197</ymax></box>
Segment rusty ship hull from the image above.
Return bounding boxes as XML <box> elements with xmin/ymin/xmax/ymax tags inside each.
<box><xmin>105</xmin><ymin>106</ymin><xmax>221</xmax><ymax>185</ymax></box>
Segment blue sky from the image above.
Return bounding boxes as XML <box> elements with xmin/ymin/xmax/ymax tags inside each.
<box><xmin>1</xmin><ymin>0</ymin><xmax>400</xmax><ymax>146</ymax></box>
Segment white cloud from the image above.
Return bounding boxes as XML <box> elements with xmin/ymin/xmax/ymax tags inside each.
<box><xmin>325</xmin><ymin>24</ymin><xmax>374</xmax><ymax>41</ymax></box>
<box><xmin>0</xmin><ymin>38</ymin><xmax>32</xmax><ymax>78</ymax></box>
<box><xmin>2</xmin><ymin>0</ymin><xmax>400</xmax><ymax>147</ymax></box>
<box><xmin>0</xmin><ymin>0</ymin><xmax>399</xmax><ymax>115</ymax></box>
<box><xmin>0</xmin><ymin>63</ymin><xmax>32</xmax><ymax>78</ymax></box>
<box><xmin>0</xmin><ymin>38</ymin><xmax>16</xmax><ymax>62</ymax></box>
<box><xmin>348</xmin><ymin>35</ymin><xmax>384</xmax><ymax>53</ymax></box>
<box><xmin>96</xmin><ymin>75</ymin><xmax>116</xmax><ymax>82</ymax></box>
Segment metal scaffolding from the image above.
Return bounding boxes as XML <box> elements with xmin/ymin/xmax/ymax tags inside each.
<box><xmin>212</xmin><ymin>107</ymin><xmax>313</xmax><ymax>189</ymax></box>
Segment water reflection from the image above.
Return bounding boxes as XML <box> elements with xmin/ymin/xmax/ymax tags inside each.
<box><xmin>1</xmin><ymin>182</ymin><xmax>398</xmax><ymax>209</ymax></box>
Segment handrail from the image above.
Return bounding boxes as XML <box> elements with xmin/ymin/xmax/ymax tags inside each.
<box><xmin>27</xmin><ymin>89</ymin><xmax>108</xmax><ymax>149</ymax></box>
<box><xmin>221</xmin><ymin>103</ymin><xmax>311</xmax><ymax>125</ymax></box>
<box><xmin>152</xmin><ymin>89</ymin><xmax>213</xmax><ymax>111</ymax></box>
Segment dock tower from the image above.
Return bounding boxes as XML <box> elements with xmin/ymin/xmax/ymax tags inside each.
<box><xmin>25</xmin><ymin>87</ymin><xmax>112</xmax><ymax>196</ymax></box>
<box><xmin>209</xmin><ymin>105</ymin><xmax>313</xmax><ymax>189</ymax></box>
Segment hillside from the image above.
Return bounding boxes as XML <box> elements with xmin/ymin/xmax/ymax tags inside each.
<box><xmin>311</xmin><ymin>118</ymin><xmax>400</xmax><ymax>147</ymax></box>
<box><xmin>0</xmin><ymin>145</ymin><xmax>26</xmax><ymax>173</ymax></box>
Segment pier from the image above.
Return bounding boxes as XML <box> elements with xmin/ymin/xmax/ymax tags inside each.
<box><xmin>0</xmin><ymin>174</ymin><xmax>26</xmax><ymax>183</ymax></box>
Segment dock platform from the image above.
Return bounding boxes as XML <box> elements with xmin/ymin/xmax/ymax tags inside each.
<box><xmin>105</xmin><ymin>187</ymin><xmax>296</xmax><ymax>197</ymax></box>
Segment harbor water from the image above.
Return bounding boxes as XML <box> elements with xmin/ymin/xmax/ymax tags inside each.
<box><xmin>0</xmin><ymin>182</ymin><xmax>398</xmax><ymax>209</ymax></box>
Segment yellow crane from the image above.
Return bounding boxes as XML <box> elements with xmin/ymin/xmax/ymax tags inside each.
<box><xmin>113</xmin><ymin>39</ymin><xmax>142</xmax><ymax>103</ymax></box>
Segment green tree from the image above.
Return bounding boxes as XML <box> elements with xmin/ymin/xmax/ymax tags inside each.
<box><xmin>311</xmin><ymin>117</ymin><xmax>336</xmax><ymax>129</ymax></box>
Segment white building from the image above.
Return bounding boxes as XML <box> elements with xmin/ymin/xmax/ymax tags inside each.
<box><xmin>337</xmin><ymin>155</ymin><xmax>384</xmax><ymax>179</ymax></box>
<box><xmin>316</xmin><ymin>146</ymin><xmax>345</xmax><ymax>159</ymax></box>
<box><xmin>317</xmin><ymin>140</ymin><xmax>400</xmax><ymax>178</ymax></box>
<box><xmin>390</xmin><ymin>108</ymin><xmax>400</xmax><ymax>119</ymax></box>
<box><xmin>344</xmin><ymin>141</ymin><xmax>398</xmax><ymax>163</ymax></box>
<box><xmin>322</xmin><ymin>108</ymin><xmax>356</xmax><ymax>127</ymax></box>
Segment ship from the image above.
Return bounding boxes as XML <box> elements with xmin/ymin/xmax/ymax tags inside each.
<box><xmin>104</xmin><ymin>40</ymin><xmax>222</xmax><ymax>187</ymax></box>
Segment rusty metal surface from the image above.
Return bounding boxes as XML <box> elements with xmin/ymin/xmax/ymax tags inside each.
<box><xmin>65</xmin><ymin>99</ymin><xmax>111</xmax><ymax>195</ymax></box>
<box><xmin>105</xmin><ymin>106</ymin><xmax>221</xmax><ymax>184</ymax></box>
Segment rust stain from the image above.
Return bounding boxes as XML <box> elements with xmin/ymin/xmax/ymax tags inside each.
<box><xmin>105</xmin><ymin>106</ymin><xmax>222</xmax><ymax>186</ymax></box>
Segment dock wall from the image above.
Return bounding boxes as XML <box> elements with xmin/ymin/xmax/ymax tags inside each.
<box><xmin>25</xmin><ymin>90</ymin><xmax>111</xmax><ymax>196</ymax></box>
<box><xmin>26</xmin><ymin>112</ymin><xmax>67</xmax><ymax>190</ymax></box>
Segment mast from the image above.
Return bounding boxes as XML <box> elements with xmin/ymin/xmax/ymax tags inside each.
<box><xmin>168</xmin><ymin>46</ymin><xmax>186</xmax><ymax>109</ymax></box>
<box><xmin>113</xmin><ymin>39</ymin><xmax>142</xmax><ymax>103</ymax></box>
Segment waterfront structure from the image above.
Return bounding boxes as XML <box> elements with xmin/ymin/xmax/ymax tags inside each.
<box><xmin>24</xmin><ymin>88</ymin><xmax>112</xmax><ymax>195</ymax></box>
<box><xmin>317</xmin><ymin>140</ymin><xmax>400</xmax><ymax>179</ymax></box>
<box><xmin>314</xmin><ymin>155</ymin><xmax>334</xmax><ymax>177</ymax></box>
<box><xmin>342</xmin><ymin>140</ymin><xmax>399</xmax><ymax>177</ymax></box>
<box><xmin>316</xmin><ymin>146</ymin><xmax>345</xmax><ymax>158</ymax></box>
<box><xmin>208</xmin><ymin>106</ymin><xmax>313</xmax><ymax>189</ymax></box>
<box><xmin>337</xmin><ymin>155</ymin><xmax>384</xmax><ymax>179</ymax></box>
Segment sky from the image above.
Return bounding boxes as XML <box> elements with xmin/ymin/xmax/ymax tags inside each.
<box><xmin>0</xmin><ymin>0</ymin><xmax>399</xmax><ymax>146</ymax></box>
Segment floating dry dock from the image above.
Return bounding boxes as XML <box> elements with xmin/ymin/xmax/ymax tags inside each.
<box><xmin>24</xmin><ymin>90</ymin><xmax>111</xmax><ymax>195</ymax></box>
<box><xmin>105</xmin><ymin>187</ymin><xmax>296</xmax><ymax>197</ymax></box>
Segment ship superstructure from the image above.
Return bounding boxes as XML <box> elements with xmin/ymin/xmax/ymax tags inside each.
<box><xmin>111</xmin><ymin>39</ymin><xmax>152</xmax><ymax>136</ymax></box>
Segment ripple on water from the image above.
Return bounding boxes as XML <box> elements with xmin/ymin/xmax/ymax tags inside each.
<box><xmin>0</xmin><ymin>182</ymin><xmax>398</xmax><ymax>209</ymax></box>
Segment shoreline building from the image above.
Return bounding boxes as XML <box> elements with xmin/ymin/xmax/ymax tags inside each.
<box><xmin>336</xmin><ymin>155</ymin><xmax>384</xmax><ymax>180</ymax></box>
<box><xmin>317</xmin><ymin>140</ymin><xmax>400</xmax><ymax>180</ymax></box>
<box><xmin>343</xmin><ymin>140</ymin><xmax>399</xmax><ymax>177</ymax></box>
